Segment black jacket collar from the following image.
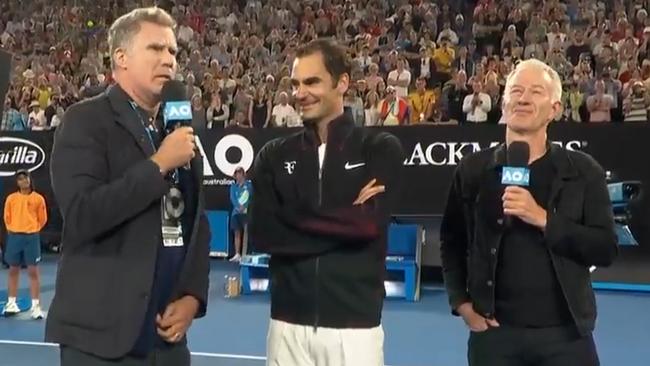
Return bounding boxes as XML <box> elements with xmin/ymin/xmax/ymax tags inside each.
<box><xmin>303</xmin><ymin>112</ymin><xmax>355</xmax><ymax>148</ymax></box>
<box><xmin>106</xmin><ymin>83</ymin><xmax>158</xmax><ymax>158</ymax></box>
<box><xmin>487</xmin><ymin>142</ymin><xmax>579</xmax><ymax>179</ymax></box>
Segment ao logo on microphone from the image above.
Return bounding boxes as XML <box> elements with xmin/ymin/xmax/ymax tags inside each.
<box><xmin>195</xmin><ymin>134</ymin><xmax>255</xmax><ymax>178</ymax></box>
<box><xmin>164</xmin><ymin>101</ymin><xmax>192</xmax><ymax>121</ymax></box>
<box><xmin>501</xmin><ymin>167</ymin><xmax>530</xmax><ymax>186</ymax></box>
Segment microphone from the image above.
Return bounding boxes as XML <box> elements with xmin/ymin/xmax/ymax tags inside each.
<box><xmin>502</xmin><ymin>141</ymin><xmax>530</xmax><ymax>226</ymax></box>
<box><xmin>161</xmin><ymin>80</ymin><xmax>193</xmax><ymax>170</ymax></box>
<box><xmin>161</xmin><ymin>80</ymin><xmax>192</xmax><ymax>134</ymax></box>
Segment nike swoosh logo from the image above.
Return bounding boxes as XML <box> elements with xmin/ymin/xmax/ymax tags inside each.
<box><xmin>344</xmin><ymin>162</ymin><xmax>366</xmax><ymax>170</ymax></box>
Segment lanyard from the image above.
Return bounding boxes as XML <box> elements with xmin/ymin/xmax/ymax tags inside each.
<box><xmin>128</xmin><ymin>101</ymin><xmax>179</xmax><ymax>183</ymax></box>
<box><xmin>128</xmin><ymin>100</ymin><xmax>157</xmax><ymax>151</ymax></box>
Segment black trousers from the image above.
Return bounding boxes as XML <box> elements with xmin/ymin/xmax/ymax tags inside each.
<box><xmin>60</xmin><ymin>344</ymin><xmax>190</xmax><ymax>366</ymax></box>
<box><xmin>468</xmin><ymin>326</ymin><xmax>599</xmax><ymax>366</ymax></box>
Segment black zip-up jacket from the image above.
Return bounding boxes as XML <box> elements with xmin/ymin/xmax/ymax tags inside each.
<box><xmin>250</xmin><ymin>114</ymin><xmax>404</xmax><ymax>328</ymax></box>
<box><xmin>440</xmin><ymin>142</ymin><xmax>618</xmax><ymax>336</ymax></box>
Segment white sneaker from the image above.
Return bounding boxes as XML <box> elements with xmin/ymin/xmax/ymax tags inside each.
<box><xmin>30</xmin><ymin>305</ymin><xmax>44</xmax><ymax>320</ymax></box>
<box><xmin>229</xmin><ymin>254</ymin><xmax>241</xmax><ymax>262</ymax></box>
<box><xmin>2</xmin><ymin>301</ymin><xmax>20</xmax><ymax>316</ymax></box>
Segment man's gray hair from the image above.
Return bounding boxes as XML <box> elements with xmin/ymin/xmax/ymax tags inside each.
<box><xmin>505</xmin><ymin>59</ymin><xmax>563</xmax><ymax>104</ymax></box>
<box><xmin>108</xmin><ymin>7</ymin><xmax>176</xmax><ymax>69</ymax></box>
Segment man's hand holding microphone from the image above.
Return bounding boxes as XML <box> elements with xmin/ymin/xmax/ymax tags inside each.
<box><xmin>151</xmin><ymin>126</ymin><xmax>196</xmax><ymax>175</ymax></box>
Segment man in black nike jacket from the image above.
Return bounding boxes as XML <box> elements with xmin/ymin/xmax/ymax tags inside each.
<box><xmin>249</xmin><ymin>38</ymin><xmax>404</xmax><ymax>366</ymax></box>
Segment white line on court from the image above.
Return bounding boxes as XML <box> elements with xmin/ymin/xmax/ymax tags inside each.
<box><xmin>0</xmin><ymin>340</ymin><xmax>401</xmax><ymax>366</ymax></box>
<box><xmin>0</xmin><ymin>340</ymin><xmax>58</xmax><ymax>347</ymax></box>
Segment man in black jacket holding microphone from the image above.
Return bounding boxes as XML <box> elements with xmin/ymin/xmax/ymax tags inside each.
<box><xmin>47</xmin><ymin>7</ymin><xmax>209</xmax><ymax>366</ymax></box>
<box><xmin>440</xmin><ymin>59</ymin><xmax>618</xmax><ymax>366</ymax></box>
<box><xmin>250</xmin><ymin>38</ymin><xmax>404</xmax><ymax>366</ymax></box>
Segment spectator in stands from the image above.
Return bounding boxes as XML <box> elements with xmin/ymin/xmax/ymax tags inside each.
<box><xmin>231</xmin><ymin>110</ymin><xmax>251</xmax><ymax>128</ymax></box>
<box><xmin>454</xmin><ymin>46</ymin><xmax>476</xmax><ymax>79</ymax></box>
<box><xmin>443</xmin><ymin>70</ymin><xmax>470</xmax><ymax>124</ymax></box>
<box><xmin>484</xmin><ymin>74</ymin><xmax>503</xmax><ymax>124</ymax></box>
<box><xmin>232</xmin><ymin>78</ymin><xmax>253</xmax><ymax>116</ymax></box>
<box><xmin>596</xmin><ymin>46</ymin><xmax>620</xmax><ymax>78</ymax></box>
<box><xmin>587</xmin><ymin>80</ymin><xmax>614</xmax><ymax>122</ymax></box>
<box><xmin>501</xmin><ymin>25</ymin><xmax>523</xmax><ymax>55</ymax></box>
<box><xmin>355</xmin><ymin>44</ymin><xmax>373</xmax><ymax>70</ymax></box>
<box><xmin>623</xmin><ymin>80</ymin><xmax>650</xmax><ymax>121</ymax></box>
<box><xmin>546</xmin><ymin>21</ymin><xmax>567</xmax><ymax>51</ymax></box>
<box><xmin>191</xmin><ymin>93</ymin><xmax>207</xmax><ymax>130</ymax></box>
<box><xmin>271</xmin><ymin>91</ymin><xmax>297</xmax><ymax>127</ymax></box>
<box><xmin>566</xmin><ymin>29</ymin><xmax>592</xmax><ymax>66</ymax></box>
<box><xmin>344</xmin><ymin>87</ymin><xmax>365</xmax><ymax>126</ymax></box>
<box><xmin>79</xmin><ymin>74</ymin><xmax>106</xmax><ymax>99</ymax></box>
<box><xmin>597</xmin><ymin>69</ymin><xmax>623</xmax><ymax>120</ymax></box>
<box><xmin>2</xmin><ymin>170</ymin><xmax>47</xmax><ymax>320</ymax></box>
<box><xmin>433</xmin><ymin>37</ymin><xmax>456</xmax><ymax>84</ymax></box>
<box><xmin>524</xmin><ymin>32</ymin><xmax>546</xmax><ymax>60</ymax></box>
<box><xmin>438</xmin><ymin>21</ymin><xmax>460</xmax><ymax>46</ymax></box>
<box><xmin>184</xmin><ymin>73</ymin><xmax>201</xmax><ymax>100</ymax></box>
<box><xmin>563</xmin><ymin>81</ymin><xmax>585</xmax><ymax>123</ymax></box>
<box><xmin>249</xmin><ymin>86</ymin><xmax>272</xmax><ymax>129</ymax></box>
<box><xmin>356</xmin><ymin>79</ymin><xmax>369</xmax><ymax>99</ymax></box>
<box><xmin>1</xmin><ymin>96</ymin><xmax>25</xmax><ymax>131</ymax></box>
<box><xmin>364</xmin><ymin>90</ymin><xmax>381</xmax><ymax>126</ymax></box>
<box><xmin>51</xmin><ymin>106</ymin><xmax>64</xmax><ymax>128</ymax></box>
<box><xmin>387</xmin><ymin>57</ymin><xmax>411</xmax><ymax>98</ymax></box>
<box><xmin>229</xmin><ymin>167</ymin><xmax>251</xmax><ymax>263</ymax></box>
<box><xmin>206</xmin><ymin>92</ymin><xmax>229</xmax><ymax>129</ymax></box>
<box><xmin>463</xmin><ymin>78</ymin><xmax>491</xmax><ymax>123</ymax></box>
<box><xmin>408</xmin><ymin>77</ymin><xmax>436</xmax><ymax>124</ymax></box>
<box><xmin>365</xmin><ymin>63</ymin><xmax>383</xmax><ymax>91</ymax></box>
<box><xmin>415</xmin><ymin>46</ymin><xmax>436</xmax><ymax>88</ymax></box>
<box><xmin>594</xmin><ymin>30</ymin><xmax>618</xmax><ymax>57</ymax></box>
<box><xmin>379</xmin><ymin>86</ymin><xmax>409</xmax><ymax>125</ymax></box>
<box><xmin>27</xmin><ymin>100</ymin><xmax>47</xmax><ymax>130</ymax></box>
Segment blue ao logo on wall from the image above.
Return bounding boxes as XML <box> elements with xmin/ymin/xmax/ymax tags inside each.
<box><xmin>0</xmin><ymin>137</ymin><xmax>46</xmax><ymax>177</ymax></box>
<box><xmin>195</xmin><ymin>134</ymin><xmax>255</xmax><ymax>186</ymax></box>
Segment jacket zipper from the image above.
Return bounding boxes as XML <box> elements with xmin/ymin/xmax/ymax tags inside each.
<box><xmin>313</xmin><ymin>145</ymin><xmax>326</xmax><ymax>331</ymax></box>
<box><xmin>314</xmin><ymin>168</ymin><xmax>321</xmax><ymax>330</ymax></box>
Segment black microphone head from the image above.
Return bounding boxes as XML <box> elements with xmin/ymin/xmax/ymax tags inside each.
<box><xmin>507</xmin><ymin>141</ymin><xmax>530</xmax><ymax>167</ymax></box>
<box><xmin>161</xmin><ymin>80</ymin><xmax>187</xmax><ymax>102</ymax></box>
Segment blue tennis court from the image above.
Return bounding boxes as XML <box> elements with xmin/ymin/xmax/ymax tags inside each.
<box><xmin>1</xmin><ymin>256</ymin><xmax>649</xmax><ymax>366</ymax></box>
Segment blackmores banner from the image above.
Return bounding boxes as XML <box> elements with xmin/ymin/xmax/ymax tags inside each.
<box><xmin>2</xmin><ymin>124</ymin><xmax>648</xmax><ymax>287</ymax></box>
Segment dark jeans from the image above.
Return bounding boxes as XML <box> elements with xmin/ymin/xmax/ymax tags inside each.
<box><xmin>468</xmin><ymin>326</ymin><xmax>599</xmax><ymax>366</ymax></box>
<box><xmin>60</xmin><ymin>344</ymin><xmax>190</xmax><ymax>366</ymax></box>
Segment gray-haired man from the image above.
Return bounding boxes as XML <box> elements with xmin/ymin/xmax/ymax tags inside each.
<box><xmin>47</xmin><ymin>7</ymin><xmax>210</xmax><ymax>366</ymax></box>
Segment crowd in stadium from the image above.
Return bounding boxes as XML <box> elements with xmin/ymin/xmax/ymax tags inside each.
<box><xmin>2</xmin><ymin>0</ymin><xmax>650</xmax><ymax>131</ymax></box>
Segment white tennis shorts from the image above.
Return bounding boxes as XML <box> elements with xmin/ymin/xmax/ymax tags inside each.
<box><xmin>266</xmin><ymin>319</ymin><xmax>385</xmax><ymax>366</ymax></box>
